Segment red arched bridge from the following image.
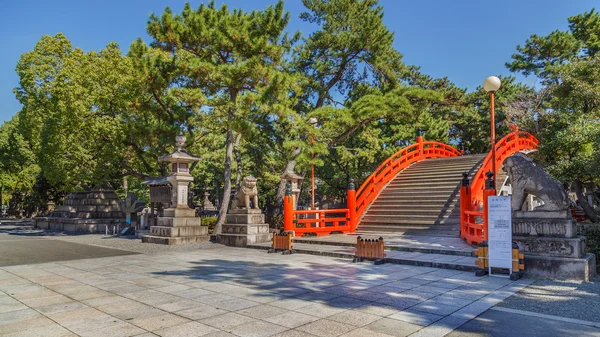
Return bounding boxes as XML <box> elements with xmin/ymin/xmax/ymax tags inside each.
<box><xmin>283</xmin><ymin>126</ymin><xmax>539</xmax><ymax>245</ymax></box>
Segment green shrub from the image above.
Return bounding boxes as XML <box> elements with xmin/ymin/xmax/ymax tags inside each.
<box><xmin>584</xmin><ymin>224</ymin><xmax>600</xmax><ymax>262</ymax></box>
<box><xmin>201</xmin><ymin>216</ymin><xmax>217</xmax><ymax>230</ymax></box>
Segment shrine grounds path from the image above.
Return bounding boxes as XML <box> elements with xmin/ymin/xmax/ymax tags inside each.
<box><xmin>0</xmin><ymin>220</ymin><xmax>599</xmax><ymax>336</ymax></box>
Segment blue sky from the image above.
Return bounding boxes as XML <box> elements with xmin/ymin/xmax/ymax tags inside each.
<box><xmin>1</xmin><ymin>0</ymin><xmax>597</xmax><ymax>122</ymax></box>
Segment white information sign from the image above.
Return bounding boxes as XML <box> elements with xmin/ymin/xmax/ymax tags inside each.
<box><xmin>487</xmin><ymin>196</ymin><xmax>512</xmax><ymax>277</ymax></box>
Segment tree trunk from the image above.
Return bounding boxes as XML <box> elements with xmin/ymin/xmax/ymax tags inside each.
<box><xmin>215</xmin><ymin>103</ymin><xmax>237</xmax><ymax>234</ymax></box>
<box><xmin>234</xmin><ymin>133</ymin><xmax>243</xmax><ymax>191</ymax></box>
<box><xmin>573</xmin><ymin>180</ymin><xmax>599</xmax><ymax>222</ymax></box>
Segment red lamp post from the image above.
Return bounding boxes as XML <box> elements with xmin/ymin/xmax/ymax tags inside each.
<box><xmin>308</xmin><ymin>117</ymin><xmax>318</xmax><ymax>209</ymax></box>
<box><xmin>483</xmin><ymin>76</ymin><xmax>501</xmax><ymax>183</ymax></box>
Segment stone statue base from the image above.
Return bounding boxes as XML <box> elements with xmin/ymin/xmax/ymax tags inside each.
<box><xmin>217</xmin><ymin>209</ymin><xmax>272</xmax><ymax>247</ymax></box>
<box><xmin>142</xmin><ymin>206</ymin><xmax>209</xmax><ymax>245</ymax></box>
<box><xmin>512</xmin><ymin>211</ymin><xmax>596</xmax><ymax>281</ymax></box>
<box><xmin>34</xmin><ymin>186</ymin><xmax>126</xmax><ymax>233</ymax></box>
<box><xmin>517</xmin><ymin>253</ymin><xmax>596</xmax><ymax>281</ymax></box>
<box><xmin>512</xmin><ymin>210</ymin><xmax>576</xmax><ymax>238</ymax></box>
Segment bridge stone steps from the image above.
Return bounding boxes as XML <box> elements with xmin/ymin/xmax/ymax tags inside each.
<box><xmin>359</xmin><ymin>154</ymin><xmax>485</xmax><ymax>236</ymax></box>
<box><xmin>358</xmin><ymin>224</ymin><xmax>460</xmax><ymax>235</ymax></box>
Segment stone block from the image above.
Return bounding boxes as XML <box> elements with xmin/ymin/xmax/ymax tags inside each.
<box><xmin>34</xmin><ymin>219</ymin><xmax>49</xmax><ymax>229</ymax></box>
<box><xmin>76</xmin><ymin>212</ymin><xmax>92</xmax><ymax>219</ymax></box>
<box><xmin>150</xmin><ymin>225</ymin><xmax>207</xmax><ymax>237</ymax></box>
<box><xmin>141</xmin><ymin>235</ymin><xmax>211</xmax><ymax>245</ymax></box>
<box><xmin>96</xmin><ymin>205</ymin><xmax>121</xmax><ymax>212</ymax></box>
<box><xmin>512</xmin><ymin>216</ymin><xmax>576</xmax><ymax>238</ymax></box>
<box><xmin>522</xmin><ymin>253</ymin><xmax>596</xmax><ymax>281</ymax></box>
<box><xmin>63</xmin><ymin>223</ymin><xmax>78</xmax><ymax>232</ymax></box>
<box><xmin>56</xmin><ymin>206</ymin><xmax>77</xmax><ymax>212</ymax></box>
<box><xmin>221</xmin><ymin>223</ymin><xmax>270</xmax><ymax>235</ymax></box>
<box><xmin>225</xmin><ymin>213</ymin><xmax>265</xmax><ymax>224</ymax></box>
<box><xmin>513</xmin><ymin>210</ymin><xmax>570</xmax><ymax>219</ymax></box>
<box><xmin>49</xmin><ymin>222</ymin><xmax>63</xmax><ymax>230</ymax></box>
<box><xmin>157</xmin><ymin>217</ymin><xmax>201</xmax><ymax>227</ymax></box>
<box><xmin>163</xmin><ymin>208</ymin><xmax>196</xmax><ymax>218</ymax></box>
<box><xmin>513</xmin><ymin>235</ymin><xmax>586</xmax><ymax>258</ymax></box>
<box><xmin>77</xmin><ymin>206</ymin><xmax>96</xmax><ymax>212</ymax></box>
<box><xmin>230</xmin><ymin>208</ymin><xmax>263</xmax><ymax>214</ymax></box>
<box><xmin>216</xmin><ymin>232</ymin><xmax>272</xmax><ymax>247</ymax></box>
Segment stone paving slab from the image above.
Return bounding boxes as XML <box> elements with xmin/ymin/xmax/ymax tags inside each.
<box><xmin>446</xmin><ymin>308</ymin><xmax>600</xmax><ymax>337</ymax></box>
<box><xmin>496</xmin><ymin>278</ymin><xmax>600</xmax><ymax>323</ymax></box>
<box><xmin>294</xmin><ymin>233</ymin><xmax>474</xmax><ymax>255</ymax></box>
<box><xmin>0</xmin><ymin>245</ymin><xmax>538</xmax><ymax>337</ymax></box>
<box><xmin>0</xmin><ymin>235</ymin><xmax>138</xmax><ymax>267</ymax></box>
<box><xmin>249</xmin><ymin>242</ymin><xmax>477</xmax><ymax>271</ymax></box>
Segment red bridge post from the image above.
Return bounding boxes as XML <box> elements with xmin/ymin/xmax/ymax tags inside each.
<box><xmin>283</xmin><ymin>181</ymin><xmax>294</xmax><ymax>232</ymax></box>
<box><xmin>416</xmin><ymin>128</ymin><xmax>424</xmax><ymax>158</ymax></box>
<box><xmin>347</xmin><ymin>178</ymin><xmax>357</xmax><ymax>232</ymax></box>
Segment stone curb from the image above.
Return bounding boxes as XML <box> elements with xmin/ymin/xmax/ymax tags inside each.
<box><xmin>490</xmin><ymin>307</ymin><xmax>600</xmax><ymax>328</ymax></box>
<box><xmin>293</xmin><ymin>238</ymin><xmax>474</xmax><ymax>257</ymax></box>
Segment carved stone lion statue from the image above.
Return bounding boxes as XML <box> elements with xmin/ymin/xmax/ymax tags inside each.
<box><xmin>230</xmin><ymin>176</ymin><xmax>259</xmax><ymax>210</ymax></box>
<box><xmin>502</xmin><ymin>154</ymin><xmax>569</xmax><ymax>211</ymax></box>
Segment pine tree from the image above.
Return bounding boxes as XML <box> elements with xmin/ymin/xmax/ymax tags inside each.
<box><xmin>147</xmin><ymin>1</ymin><xmax>295</xmax><ymax>233</ymax></box>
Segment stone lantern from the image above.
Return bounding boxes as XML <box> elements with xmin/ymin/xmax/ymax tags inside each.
<box><xmin>160</xmin><ymin>134</ymin><xmax>200</xmax><ymax>214</ymax></box>
<box><xmin>280</xmin><ymin>171</ymin><xmax>303</xmax><ymax>210</ymax></box>
<box><xmin>142</xmin><ymin>135</ymin><xmax>209</xmax><ymax>244</ymax></box>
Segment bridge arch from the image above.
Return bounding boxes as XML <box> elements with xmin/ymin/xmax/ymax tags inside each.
<box><xmin>283</xmin><ymin>126</ymin><xmax>538</xmax><ymax>243</ymax></box>
<box><xmin>460</xmin><ymin>126</ymin><xmax>539</xmax><ymax>244</ymax></box>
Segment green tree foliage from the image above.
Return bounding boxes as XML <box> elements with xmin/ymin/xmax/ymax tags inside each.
<box><xmin>146</xmin><ymin>0</ymin><xmax>297</xmax><ymax>232</ymax></box>
<box><xmin>508</xmin><ymin>9</ymin><xmax>600</xmax><ymax>220</ymax></box>
<box><xmin>14</xmin><ymin>34</ymin><xmax>144</xmax><ymax>188</ymax></box>
<box><xmin>453</xmin><ymin>76</ymin><xmax>537</xmax><ymax>154</ymax></box>
<box><xmin>7</xmin><ymin>1</ymin><xmax>599</xmax><ymax>227</ymax></box>
<box><xmin>0</xmin><ymin>116</ymin><xmax>39</xmax><ymax>210</ymax></box>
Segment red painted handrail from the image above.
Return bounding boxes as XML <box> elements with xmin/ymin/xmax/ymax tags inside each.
<box><xmin>288</xmin><ymin>208</ymin><xmax>351</xmax><ymax>236</ymax></box>
<box><xmin>355</xmin><ymin>136</ymin><xmax>462</xmax><ymax>224</ymax></box>
<box><xmin>283</xmin><ymin>135</ymin><xmax>462</xmax><ymax>237</ymax></box>
<box><xmin>461</xmin><ymin>126</ymin><xmax>539</xmax><ymax>244</ymax></box>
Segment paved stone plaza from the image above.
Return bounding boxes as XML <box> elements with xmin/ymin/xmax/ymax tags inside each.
<box><xmin>0</xmin><ymin>244</ymin><xmax>540</xmax><ymax>337</ymax></box>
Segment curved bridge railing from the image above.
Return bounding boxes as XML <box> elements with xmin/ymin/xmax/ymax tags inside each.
<box><xmin>460</xmin><ymin>126</ymin><xmax>539</xmax><ymax>245</ymax></box>
<box><xmin>355</xmin><ymin>136</ymin><xmax>462</xmax><ymax>224</ymax></box>
<box><xmin>283</xmin><ymin>135</ymin><xmax>462</xmax><ymax>236</ymax></box>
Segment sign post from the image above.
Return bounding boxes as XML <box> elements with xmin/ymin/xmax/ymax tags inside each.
<box><xmin>487</xmin><ymin>196</ymin><xmax>512</xmax><ymax>278</ymax></box>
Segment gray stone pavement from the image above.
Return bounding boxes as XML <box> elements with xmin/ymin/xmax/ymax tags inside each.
<box><xmin>0</xmin><ymin>231</ymin><xmax>137</xmax><ymax>267</ymax></box>
<box><xmin>447</xmin><ymin>308</ymin><xmax>600</xmax><ymax>337</ymax></box>
<box><xmin>0</xmin><ymin>245</ymin><xmax>536</xmax><ymax>337</ymax></box>
<box><xmin>0</xmin><ymin>220</ymin><xmax>220</xmax><ymax>258</ymax></box>
<box><xmin>497</xmin><ymin>278</ymin><xmax>600</xmax><ymax>323</ymax></box>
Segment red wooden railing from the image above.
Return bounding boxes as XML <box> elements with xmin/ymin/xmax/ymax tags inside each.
<box><xmin>355</xmin><ymin>136</ymin><xmax>462</xmax><ymax>223</ymax></box>
<box><xmin>460</xmin><ymin>126</ymin><xmax>539</xmax><ymax>245</ymax></box>
<box><xmin>283</xmin><ymin>181</ymin><xmax>356</xmax><ymax>236</ymax></box>
<box><xmin>283</xmin><ymin>135</ymin><xmax>462</xmax><ymax>236</ymax></box>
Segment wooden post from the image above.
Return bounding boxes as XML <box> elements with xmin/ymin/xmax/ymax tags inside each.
<box><xmin>347</xmin><ymin>178</ymin><xmax>357</xmax><ymax>232</ymax></box>
<box><xmin>283</xmin><ymin>182</ymin><xmax>293</xmax><ymax>232</ymax></box>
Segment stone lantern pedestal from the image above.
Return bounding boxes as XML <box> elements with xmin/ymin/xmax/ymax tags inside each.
<box><xmin>217</xmin><ymin>176</ymin><xmax>272</xmax><ymax>247</ymax></box>
<box><xmin>142</xmin><ymin>135</ymin><xmax>209</xmax><ymax>245</ymax></box>
<box><xmin>217</xmin><ymin>209</ymin><xmax>271</xmax><ymax>247</ymax></box>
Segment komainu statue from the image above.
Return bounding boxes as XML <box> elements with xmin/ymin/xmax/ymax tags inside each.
<box><xmin>230</xmin><ymin>176</ymin><xmax>259</xmax><ymax>210</ymax></box>
<box><xmin>502</xmin><ymin>155</ymin><xmax>569</xmax><ymax>211</ymax></box>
